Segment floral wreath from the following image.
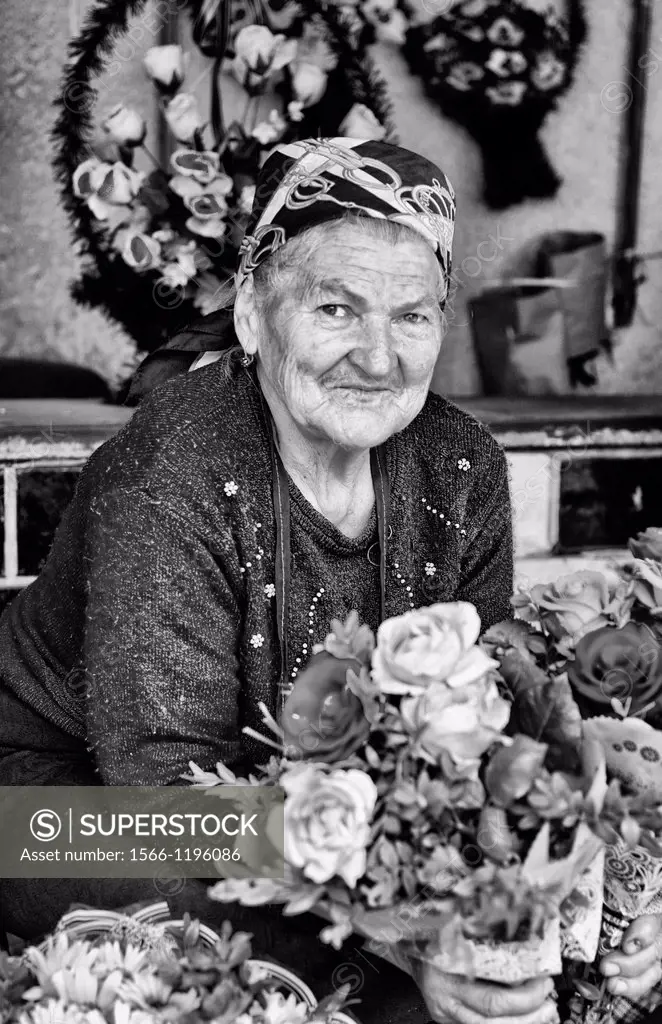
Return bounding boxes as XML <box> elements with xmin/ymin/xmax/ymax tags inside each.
<box><xmin>350</xmin><ymin>0</ymin><xmax>587</xmax><ymax>210</ymax></box>
<box><xmin>51</xmin><ymin>0</ymin><xmax>396</xmax><ymax>355</ymax></box>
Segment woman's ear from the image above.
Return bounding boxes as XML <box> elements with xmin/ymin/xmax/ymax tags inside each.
<box><xmin>234</xmin><ymin>278</ymin><xmax>260</xmax><ymax>356</ymax></box>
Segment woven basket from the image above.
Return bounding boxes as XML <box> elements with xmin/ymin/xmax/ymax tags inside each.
<box><xmin>45</xmin><ymin>901</ymin><xmax>358</xmax><ymax>1023</ymax></box>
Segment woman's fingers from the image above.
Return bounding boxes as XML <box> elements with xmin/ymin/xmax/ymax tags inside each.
<box><xmin>605</xmin><ymin>962</ymin><xmax>662</xmax><ymax>1002</ymax></box>
<box><xmin>456</xmin><ymin>975</ymin><xmax>556</xmax><ymax>1017</ymax></box>
<box><xmin>621</xmin><ymin>913</ymin><xmax>662</xmax><ymax>954</ymax></box>
<box><xmin>602</xmin><ymin>941</ymin><xmax>658</xmax><ymax>980</ymax></box>
<box><xmin>447</xmin><ymin>995</ymin><xmax>559</xmax><ymax>1024</ymax></box>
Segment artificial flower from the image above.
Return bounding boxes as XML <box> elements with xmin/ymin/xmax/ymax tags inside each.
<box><xmin>143</xmin><ymin>44</ymin><xmax>185</xmax><ymax>90</ymax></box>
<box><xmin>185</xmin><ymin>215</ymin><xmax>227</xmax><ymax>238</ymax></box>
<box><xmin>72</xmin><ymin>158</ymin><xmax>111</xmax><ymax>199</ymax></box>
<box><xmin>625</xmin><ymin>559</ymin><xmax>662</xmax><ymax>616</ymax></box>
<box><xmin>568</xmin><ymin>621</ymin><xmax>662</xmax><ymax>721</ymax></box>
<box><xmin>485</xmin><ymin>48</ymin><xmax>528</xmax><ymax>78</ymax></box>
<box><xmin>251</xmin><ymin>109</ymin><xmax>288</xmax><ymax>146</ymax></box>
<box><xmin>170</xmin><ymin>148</ymin><xmax>221</xmax><ymax>185</ymax></box>
<box><xmin>121</xmin><ymin>232</ymin><xmax>161</xmax><ymax>272</ymax></box>
<box><xmin>287</xmin><ymin>100</ymin><xmax>305</xmax><ymax>122</ymax></box>
<box><xmin>338</xmin><ymin>103</ymin><xmax>386</xmax><ymax>140</ymax></box>
<box><xmin>446</xmin><ymin>61</ymin><xmax>485</xmax><ymax>91</ymax></box>
<box><xmin>169</xmin><ymin>171</ymin><xmax>234</xmax><ymax>201</ymax></box>
<box><xmin>531</xmin><ymin>51</ymin><xmax>567</xmax><ymax>92</ymax></box>
<box><xmin>486</xmin><ymin>15</ymin><xmax>525</xmax><ymax>47</ymax></box>
<box><xmin>183</xmin><ymin>192</ymin><xmax>229</xmax><ymax>221</ymax></box>
<box><xmin>372</xmin><ymin>602</ymin><xmax>498</xmax><ymax>696</ymax></box>
<box><xmin>520</xmin><ymin>570</ymin><xmax>627</xmax><ymax>645</ymax></box>
<box><xmin>102</xmin><ymin>104</ymin><xmax>146</xmax><ymax>146</ymax></box>
<box><xmin>400</xmin><ymin>677</ymin><xmax>510</xmax><ymax>763</ymax></box>
<box><xmin>630</xmin><ymin>527</ymin><xmax>662</xmax><ymax>562</ymax></box>
<box><xmin>486</xmin><ymin>81</ymin><xmax>527</xmax><ymax>105</ymax></box>
<box><xmin>93</xmin><ymin>162</ymin><xmax>144</xmax><ymax>209</ymax></box>
<box><xmin>260</xmin><ymin>990</ymin><xmax>308</xmax><ymax>1024</ymax></box>
<box><xmin>231</xmin><ymin>25</ymin><xmax>298</xmax><ymax>96</ymax></box>
<box><xmin>281</xmin><ymin>651</ymin><xmax>370</xmax><ymax>762</ymax></box>
<box><xmin>282</xmin><ymin>763</ymin><xmax>377</xmax><ymax>886</ymax></box>
<box><xmin>291</xmin><ymin>61</ymin><xmax>328</xmax><ymax>107</ymax></box>
<box><xmin>164</xmin><ymin>93</ymin><xmax>205</xmax><ymax>144</ymax></box>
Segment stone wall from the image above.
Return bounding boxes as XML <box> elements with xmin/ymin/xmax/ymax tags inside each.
<box><xmin>2</xmin><ymin>0</ymin><xmax>662</xmax><ymax>396</ymax></box>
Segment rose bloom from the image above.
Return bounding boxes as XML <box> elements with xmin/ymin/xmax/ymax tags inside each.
<box><xmin>372</xmin><ymin>602</ymin><xmax>498</xmax><ymax>696</ymax></box>
<box><xmin>527</xmin><ymin>570</ymin><xmax>623</xmax><ymax>643</ymax></box>
<box><xmin>400</xmin><ymin>677</ymin><xmax>510</xmax><ymax>763</ymax></box>
<box><xmin>568</xmin><ymin>621</ymin><xmax>662</xmax><ymax>719</ymax></box>
<box><xmin>281</xmin><ymin>651</ymin><xmax>369</xmax><ymax>762</ymax></box>
<box><xmin>282</xmin><ymin>763</ymin><xmax>377</xmax><ymax>886</ymax></box>
<box><xmin>630</xmin><ymin>528</ymin><xmax>662</xmax><ymax>562</ymax></box>
<box><xmin>291</xmin><ymin>62</ymin><xmax>328</xmax><ymax>107</ymax></box>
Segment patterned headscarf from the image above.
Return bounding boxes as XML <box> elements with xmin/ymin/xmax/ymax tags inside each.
<box><xmin>236</xmin><ymin>137</ymin><xmax>456</xmax><ymax>302</ymax></box>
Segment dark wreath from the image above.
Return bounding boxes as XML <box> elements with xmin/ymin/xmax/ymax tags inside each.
<box><xmin>403</xmin><ymin>0</ymin><xmax>587</xmax><ymax>210</ymax></box>
<box><xmin>51</xmin><ymin>0</ymin><xmax>396</xmax><ymax>356</ymax></box>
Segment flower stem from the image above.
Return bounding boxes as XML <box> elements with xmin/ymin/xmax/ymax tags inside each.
<box><xmin>141</xmin><ymin>144</ymin><xmax>162</xmax><ymax>171</ymax></box>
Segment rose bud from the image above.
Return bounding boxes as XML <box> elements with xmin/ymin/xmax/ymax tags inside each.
<box><xmin>102</xmin><ymin>104</ymin><xmax>147</xmax><ymax>146</ymax></box>
<box><xmin>144</xmin><ymin>45</ymin><xmax>185</xmax><ymax>91</ymax></box>
<box><xmin>164</xmin><ymin>93</ymin><xmax>205</xmax><ymax>144</ymax></box>
<box><xmin>231</xmin><ymin>25</ymin><xmax>297</xmax><ymax>96</ymax></box>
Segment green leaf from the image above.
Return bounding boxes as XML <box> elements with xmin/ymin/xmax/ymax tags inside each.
<box><xmin>574</xmin><ymin>980</ymin><xmax>602</xmax><ymax>1002</ymax></box>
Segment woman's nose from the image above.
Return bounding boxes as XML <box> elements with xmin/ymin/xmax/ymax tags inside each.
<box><xmin>349</xmin><ymin>315</ymin><xmax>397</xmax><ymax>377</ymax></box>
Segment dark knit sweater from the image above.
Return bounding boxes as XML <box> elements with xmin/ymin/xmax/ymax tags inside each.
<box><xmin>0</xmin><ymin>362</ymin><xmax>512</xmax><ymax>787</ymax></box>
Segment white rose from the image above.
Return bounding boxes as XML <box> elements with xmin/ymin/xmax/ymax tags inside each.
<box><xmin>292</xmin><ymin>62</ymin><xmax>328</xmax><ymax>107</ymax></box>
<box><xmin>164</xmin><ymin>93</ymin><xmax>205</xmax><ymax>144</ymax></box>
<box><xmin>401</xmin><ymin>678</ymin><xmax>510</xmax><ymax>763</ymax></box>
<box><xmin>282</xmin><ymin>764</ymin><xmax>377</xmax><ymax>887</ymax></box>
<box><xmin>338</xmin><ymin>103</ymin><xmax>386</xmax><ymax>141</ymax></box>
<box><xmin>102</xmin><ymin>104</ymin><xmax>146</xmax><ymax>146</ymax></box>
<box><xmin>144</xmin><ymin>45</ymin><xmax>185</xmax><ymax>89</ymax></box>
<box><xmin>372</xmin><ymin>602</ymin><xmax>498</xmax><ymax>696</ymax></box>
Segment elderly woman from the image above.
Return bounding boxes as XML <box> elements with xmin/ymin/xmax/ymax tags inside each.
<box><xmin>0</xmin><ymin>138</ymin><xmax>659</xmax><ymax>1022</ymax></box>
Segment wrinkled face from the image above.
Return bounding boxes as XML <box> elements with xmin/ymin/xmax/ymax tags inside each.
<box><xmin>251</xmin><ymin>224</ymin><xmax>445</xmax><ymax>452</ymax></box>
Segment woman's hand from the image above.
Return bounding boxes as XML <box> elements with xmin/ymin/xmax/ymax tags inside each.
<box><xmin>415</xmin><ymin>960</ymin><xmax>558</xmax><ymax>1024</ymax></box>
<box><xmin>599</xmin><ymin>913</ymin><xmax>662</xmax><ymax>1002</ymax></box>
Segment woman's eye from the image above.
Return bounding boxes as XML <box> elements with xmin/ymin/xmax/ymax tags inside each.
<box><xmin>400</xmin><ymin>312</ymin><xmax>428</xmax><ymax>325</ymax></box>
<box><xmin>318</xmin><ymin>304</ymin><xmax>351</xmax><ymax>319</ymax></box>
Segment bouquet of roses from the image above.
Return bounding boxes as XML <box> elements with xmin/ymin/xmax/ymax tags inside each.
<box><xmin>482</xmin><ymin>527</ymin><xmax>662</xmax><ymax>1019</ymax></box>
<box><xmin>185</xmin><ymin>602</ymin><xmax>658</xmax><ymax>987</ymax></box>
<box><xmin>0</xmin><ymin>907</ymin><xmax>353</xmax><ymax>1024</ymax></box>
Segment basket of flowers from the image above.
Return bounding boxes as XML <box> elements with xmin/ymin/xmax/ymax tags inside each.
<box><xmin>51</xmin><ymin>0</ymin><xmax>395</xmax><ymax>356</ymax></box>
<box><xmin>0</xmin><ymin>900</ymin><xmax>358</xmax><ymax>1023</ymax></box>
